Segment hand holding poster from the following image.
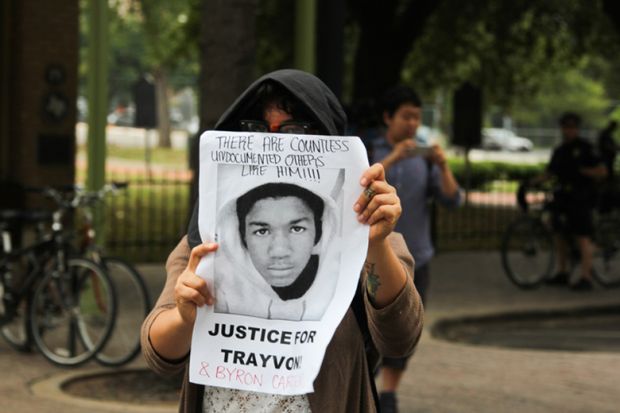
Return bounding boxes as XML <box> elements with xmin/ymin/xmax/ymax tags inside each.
<box><xmin>189</xmin><ymin>130</ymin><xmax>370</xmax><ymax>395</ymax></box>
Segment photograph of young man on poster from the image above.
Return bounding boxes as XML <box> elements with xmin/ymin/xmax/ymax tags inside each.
<box><xmin>213</xmin><ymin>178</ymin><xmax>341</xmax><ymax>321</ymax></box>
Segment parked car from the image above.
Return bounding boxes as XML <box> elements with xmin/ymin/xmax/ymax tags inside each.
<box><xmin>481</xmin><ymin>128</ymin><xmax>533</xmax><ymax>152</ymax></box>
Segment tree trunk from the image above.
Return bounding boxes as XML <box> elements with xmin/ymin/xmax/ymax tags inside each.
<box><xmin>190</xmin><ymin>0</ymin><xmax>258</xmax><ymax>203</ymax></box>
<box><xmin>153</xmin><ymin>67</ymin><xmax>171</xmax><ymax>148</ymax></box>
<box><xmin>316</xmin><ymin>0</ymin><xmax>346</xmax><ymax>100</ymax></box>
<box><xmin>352</xmin><ymin>20</ymin><xmax>406</xmax><ymax>102</ymax></box>
<box><xmin>351</xmin><ymin>0</ymin><xmax>439</xmax><ymax>102</ymax></box>
<box><xmin>199</xmin><ymin>0</ymin><xmax>259</xmax><ymax>131</ymax></box>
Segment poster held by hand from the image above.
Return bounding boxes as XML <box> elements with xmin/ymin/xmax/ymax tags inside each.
<box><xmin>190</xmin><ymin>130</ymin><xmax>369</xmax><ymax>395</ymax></box>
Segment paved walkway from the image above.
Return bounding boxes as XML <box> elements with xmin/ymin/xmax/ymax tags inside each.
<box><xmin>397</xmin><ymin>251</ymin><xmax>620</xmax><ymax>413</ymax></box>
<box><xmin>1</xmin><ymin>251</ymin><xmax>619</xmax><ymax>412</ymax></box>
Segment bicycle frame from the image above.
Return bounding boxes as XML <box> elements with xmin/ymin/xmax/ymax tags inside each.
<box><xmin>58</xmin><ymin>183</ymin><xmax>151</xmax><ymax>366</ymax></box>
<box><xmin>0</xmin><ymin>209</ymin><xmax>74</xmax><ymax>325</ymax></box>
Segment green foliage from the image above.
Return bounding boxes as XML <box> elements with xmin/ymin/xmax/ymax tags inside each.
<box><xmin>105</xmin><ymin>144</ymin><xmax>188</xmax><ymax>166</ymax></box>
<box><xmin>611</xmin><ymin>106</ymin><xmax>620</xmax><ymax>123</ymax></box>
<box><xmin>399</xmin><ymin>0</ymin><xmax>620</xmax><ymax>108</ymax></box>
<box><xmin>448</xmin><ymin>159</ymin><xmax>546</xmax><ymax>190</ymax></box>
<box><xmin>79</xmin><ymin>0</ymin><xmax>199</xmax><ymax>108</ymax></box>
<box><xmin>107</xmin><ymin>2</ymin><xmax>146</xmax><ymax>105</ymax></box>
<box><xmin>138</xmin><ymin>0</ymin><xmax>192</xmax><ymax>65</ymax></box>
<box><xmin>511</xmin><ymin>60</ymin><xmax>611</xmax><ymax>128</ymax></box>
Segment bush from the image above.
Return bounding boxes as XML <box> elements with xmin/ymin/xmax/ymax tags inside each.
<box><xmin>447</xmin><ymin>159</ymin><xmax>545</xmax><ymax>190</ymax></box>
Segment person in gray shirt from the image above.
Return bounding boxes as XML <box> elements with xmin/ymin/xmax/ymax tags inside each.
<box><xmin>372</xmin><ymin>85</ymin><xmax>462</xmax><ymax>413</ymax></box>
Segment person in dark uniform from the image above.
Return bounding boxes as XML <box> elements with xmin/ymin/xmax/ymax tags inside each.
<box><xmin>536</xmin><ymin>113</ymin><xmax>607</xmax><ymax>290</ymax></box>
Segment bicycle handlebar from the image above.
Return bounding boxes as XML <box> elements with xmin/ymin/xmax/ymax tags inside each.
<box><xmin>516</xmin><ymin>183</ymin><xmax>529</xmax><ymax>212</ymax></box>
<box><xmin>26</xmin><ymin>182</ymin><xmax>129</xmax><ymax>210</ymax></box>
<box><xmin>516</xmin><ymin>180</ymin><xmax>555</xmax><ymax>213</ymax></box>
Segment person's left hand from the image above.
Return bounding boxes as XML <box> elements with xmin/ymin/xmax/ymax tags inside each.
<box><xmin>354</xmin><ymin>163</ymin><xmax>402</xmax><ymax>244</ymax></box>
<box><xmin>428</xmin><ymin>144</ymin><xmax>447</xmax><ymax>169</ymax></box>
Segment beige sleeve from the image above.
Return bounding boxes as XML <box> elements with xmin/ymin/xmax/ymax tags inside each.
<box><xmin>364</xmin><ymin>232</ymin><xmax>424</xmax><ymax>358</ymax></box>
<box><xmin>140</xmin><ymin>236</ymin><xmax>192</xmax><ymax>376</ymax></box>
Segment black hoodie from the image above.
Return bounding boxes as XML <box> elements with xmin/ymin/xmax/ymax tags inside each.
<box><xmin>187</xmin><ymin>69</ymin><xmax>347</xmax><ymax>248</ymax></box>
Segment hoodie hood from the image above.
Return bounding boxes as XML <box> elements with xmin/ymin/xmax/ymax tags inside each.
<box><xmin>214</xmin><ymin>69</ymin><xmax>347</xmax><ymax>136</ymax></box>
<box><xmin>188</xmin><ymin>69</ymin><xmax>347</xmax><ymax>248</ymax></box>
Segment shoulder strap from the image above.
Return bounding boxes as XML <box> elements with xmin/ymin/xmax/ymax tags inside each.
<box><xmin>425</xmin><ymin>157</ymin><xmax>434</xmax><ymax>198</ymax></box>
<box><xmin>426</xmin><ymin>159</ymin><xmax>437</xmax><ymax>249</ymax></box>
<box><xmin>351</xmin><ymin>281</ymin><xmax>380</xmax><ymax>412</ymax></box>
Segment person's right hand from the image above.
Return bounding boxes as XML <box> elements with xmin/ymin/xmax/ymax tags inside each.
<box><xmin>174</xmin><ymin>243</ymin><xmax>218</xmax><ymax>326</ymax></box>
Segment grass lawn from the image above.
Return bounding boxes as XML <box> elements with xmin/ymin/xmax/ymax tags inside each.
<box><xmin>77</xmin><ymin>144</ymin><xmax>189</xmax><ymax>167</ymax></box>
<box><xmin>103</xmin><ymin>182</ymin><xmax>190</xmax><ymax>262</ymax></box>
<box><xmin>106</xmin><ymin>145</ymin><xmax>188</xmax><ymax>166</ymax></box>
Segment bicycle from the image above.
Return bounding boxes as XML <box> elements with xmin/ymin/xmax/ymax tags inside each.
<box><xmin>500</xmin><ymin>182</ymin><xmax>620</xmax><ymax>289</ymax></box>
<box><xmin>4</xmin><ymin>184</ymin><xmax>152</xmax><ymax>367</ymax></box>
<box><xmin>70</xmin><ymin>182</ymin><xmax>151</xmax><ymax>367</ymax></box>
<box><xmin>0</xmin><ymin>189</ymin><xmax>117</xmax><ymax>367</ymax></box>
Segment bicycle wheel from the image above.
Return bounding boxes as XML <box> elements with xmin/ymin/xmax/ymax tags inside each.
<box><xmin>1</xmin><ymin>255</ymin><xmax>34</xmax><ymax>352</ymax></box>
<box><xmin>592</xmin><ymin>220</ymin><xmax>620</xmax><ymax>287</ymax></box>
<box><xmin>501</xmin><ymin>216</ymin><xmax>554</xmax><ymax>289</ymax></box>
<box><xmin>0</xmin><ymin>298</ymin><xmax>32</xmax><ymax>352</ymax></box>
<box><xmin>29</xmin><ymin>257</ymin><xmax>116</xmax><ymax>367</ymax></box>
<box><xmin>92</xmin><ymin>257</ymin><xmax>151</xmax><ymax>367</ymax></box>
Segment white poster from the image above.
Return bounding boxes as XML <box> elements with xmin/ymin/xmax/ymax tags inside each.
<box><xmin>190</xmin><ymin>130</ymin><xmax>369</xmax><ymax>395</ymax></box>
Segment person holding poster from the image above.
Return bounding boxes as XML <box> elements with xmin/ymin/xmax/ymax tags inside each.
<box><xmin>142</xmin><ymin>69</ymin><xmax>423</xmax><ymax>413</ymax></box>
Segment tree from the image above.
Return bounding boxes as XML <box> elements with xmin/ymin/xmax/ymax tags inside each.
<box><xmin>80</xmin><ymin>0</ymin><xmax>200</xmax><ymax>146</ymax></box>
<box><xmin>347</xmin><ymin>0</ymin><xmax>620</xmax><ymax>111</ymax></box>
<box><xmin>198</xmin><ymin>0</ymin><xmax>259</xmax><ymax>131</ymax></box>
<box><xmin>138</xmin><ymin>0</ymin><xmax>198</xmax><ymax>148</ymax></box>
<box><xmin>188</xmin><ymin>0</ymin><xmax>259</xmax><ymax>201</ymax></box>
<box><xmin>255</xmin><ymin>0</ymin><xmax>295</xmax><ymax>76</ymax></box>
<box><xmin>409</xmin><ymin>1</ymin><xmax>614</xmax><ymax>103</ymax></box>
<box><xmin>79</xmin><ymin>0</ymin><xmax>145</xmax><ymax>110</ymax></box>
<box><xmin>511</xmin><ymin>61</ymin><xmax>611</xmax><ymax>128</ymax></box>
<box><xmin>347</xmin><ymin>0</ymin><xmax>438</xmax><ymax>102</ymax></box>
<box><xmin>175</xmin><ymin>0</ymin><xmax>620</xmax><ymax>137</ymax></box>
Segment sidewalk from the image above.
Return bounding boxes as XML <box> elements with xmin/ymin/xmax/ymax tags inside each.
<box><xmin>397</xmin><ymin>251</ymin><xmax>620</xmax><ymax>413</ymax></box>
<box><xmin>1</xmin><ymin>251</ymin><xmax>619</xmax><ymax>412</ymax></box>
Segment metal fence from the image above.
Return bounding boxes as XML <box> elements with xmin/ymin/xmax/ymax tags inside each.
<box><xmin>103</xmin><ymin>169</ymin><xmax>191</xmax><ymax>262</ymax></box>
<box><xmin>434</xmin><ymin>184</ymin><xmax>521</xmax><ymax>251</ymax></box>
<box><xmin>101</xmin><ymin>170</ymin><xmax>524</xmax><ymax>262</ymax></box>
